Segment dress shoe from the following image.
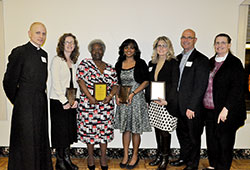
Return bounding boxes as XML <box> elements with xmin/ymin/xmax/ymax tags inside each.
<box><xmin>202</xmin><ymin>168</ymin><xmax>215</xmax><ymax>170</ymax></box>
<box><xmin>87</xmin><ymin>165</ymin><xmax>95</xmax><ymax>170</ymax></box>
<box><xmin>170</xmin><ymin>159</ymin><xmax>185</xmax><ymax>166</ymax></box>
<box><xmin>126</xmin><ymin>158</ymin><xmax>140</xmax><ymax>169</ymax></box>
<box><xmin>101</xmin><ymin>165</ymin><xmax>108</xmax><ymax>170</ymax></box>
<box><xmin>183</xmin><ymin>166</ymin><xmax>197</xmax><ymax>170</ymax></box>
<box><xmin>119</xmin><ymin>162</ymin><xmax>127</xmax><ymax>169</ymax></box>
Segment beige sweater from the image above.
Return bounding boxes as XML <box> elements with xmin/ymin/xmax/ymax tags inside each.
<box><xmin>49</xmin><ymin>56</ymin><xmax>79</xmax><ymax>104</ymax></box>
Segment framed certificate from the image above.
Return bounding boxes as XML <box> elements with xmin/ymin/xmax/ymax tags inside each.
<box><xmin>66</xmin><ymin>88</ymin><xmax>77</xmax><ymax>106</ymax></box>
<box><xmin>118</xmin><ymin>86</ymin><xmax>132</xmax><ymax>104</ymax></box>
<box><xmin>150</xmin><ymin>81</ymin><xmax>165</xmax><ymax>100</ymax></box>
<box><xmin>94</xmin><ymin>83</ymin><xmax>107</xmax><ymax>101</ymax></box>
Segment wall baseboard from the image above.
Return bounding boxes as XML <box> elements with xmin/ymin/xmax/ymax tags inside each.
<box><xmin>0</xmin><ymin>147</ymin><xmax>250</xmax><ymax>159</ymax></box>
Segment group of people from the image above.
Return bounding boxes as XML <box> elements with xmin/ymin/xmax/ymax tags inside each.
<box><xmin>2</xmin><ymin>21</ymin><xmax>246</xmax><ymax>170</ymax></box>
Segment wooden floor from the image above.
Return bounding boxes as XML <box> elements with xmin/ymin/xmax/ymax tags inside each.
<box><xmin>0</xmin><ymin>157</ymin><xmax>250</xmax><ymax>170</ymax></box>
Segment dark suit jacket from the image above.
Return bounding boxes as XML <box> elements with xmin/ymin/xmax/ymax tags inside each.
<box><xmin>177</xmin><ymin>48</ymin><xmax>210</xmax><ymax>117</ymax></box>
<box><xmin>146</xmin><ymin>59</ymin><xmax>179</xmax><ymax>117</ymax></box>
<box><xmin>210</xmin><ymin>52</ymin><xmax>246</xmax><ymax>129</ymax></box>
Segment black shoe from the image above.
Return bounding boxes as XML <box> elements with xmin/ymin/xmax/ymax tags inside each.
<box><xmin>202</xmin><ymin>168</ymin><xmax>215</xmax><ymax>170</ymax></box>
<box><xmin>119</xmin><ymin>162</ymin><xmax>127</xmax><ymax>169</ymax></box>
<box><xmin>56</xmin><ymin>148</ymin><xmax>67</xmax><ymax>170</ymax></box>
<box><xmin>101</xmin><ymin>165</ymin><xmax>108</xmax><ymax>170</ymax></box>
<box><xmin>64</xmin><ymin>147</ymin><xmax>79</xmax><ymax>170</ymax></box>
<box><xmin>88</xmin><ymin>165</ymin><xmax>95</xmax><ymax>170</ymax></box>
<box><xmin>149</xmin><ymin>155</ymin><xmax>162</xmax><ymax>166</ymax></box>
<box><xmin>170</xmin><ymin>159</ymin><xmax>185</xmax><ymax>166</ymax></box>
<box><xmin>183</xmin><ymin>166</ymin><xmax>197</xmax><ymax>170</ymax></box>
<box><xmin>126</xmin><ymin>158</ymin><xmax>140</xmax><ymax>169</ymax></box>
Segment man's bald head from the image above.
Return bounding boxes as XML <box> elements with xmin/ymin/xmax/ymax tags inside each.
<box><xmin>28</xmin><ymin>22</ymin><xmax>47</xmax><ymax>47</ymax></box>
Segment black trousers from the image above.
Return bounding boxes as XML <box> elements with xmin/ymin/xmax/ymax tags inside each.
<box><xmin>204</xmin><ymin>109</ymin><xmax>237</xmax><ymax>170</ymax></box>
<box><xmin>176</xmin><ymin>114</ymin><xmax>203</xmax><ymax>169</ymax></box>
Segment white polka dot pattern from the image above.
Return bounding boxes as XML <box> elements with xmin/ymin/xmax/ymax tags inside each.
<box><xmin>148</xmin><ymin>101</ymin><xmax>178</xmax><ymax>132</ymax></box>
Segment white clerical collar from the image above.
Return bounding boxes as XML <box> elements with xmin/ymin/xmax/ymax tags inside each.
<box><xmin>30</xmin><ymin>41</ymin><xmax>40</xmax><ymax>50</ymax></box>
<box><xmin>215</xmin><ymin>53</ymin><xmax>228</xmax><ymax>62</ymax></box>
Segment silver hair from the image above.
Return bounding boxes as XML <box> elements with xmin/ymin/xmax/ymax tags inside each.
<box><xmin>88</xmin><ymin>39</ymin><xmax>106</xmax><ymax>53</ymax></box>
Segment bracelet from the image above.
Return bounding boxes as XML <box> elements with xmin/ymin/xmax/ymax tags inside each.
<box><xmin>132</xmin><ymin>91</ymin><xmax>136</xmax><ymax>95</ymax></box>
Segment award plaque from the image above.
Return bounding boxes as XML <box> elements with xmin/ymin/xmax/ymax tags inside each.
<box><xmin>118</xmin><ymin>86</ymin><xmax>132</xmax><ymax>104</ymax></box>
<box><xmin>94</xmin><ymin>83</ymin><xmax>107</xmax><ymax>101</ymax></box>
<box><xmin>66</xmin><ymin>88</ymin><xmax>77</xmax><ymax>105</ymax></box>
<box><xmin>150</xmin><ymin>81</ymin><xmax>165</xmax><ymax>100</ymax></box>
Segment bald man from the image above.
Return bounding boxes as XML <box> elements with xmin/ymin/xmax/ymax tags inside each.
<box><xmin>170</xmin><ymin>29</ymin><xmax>209</xmax><ymax>170</ymax></box>
<box><xmin>3</xmin><ymin>22</ymin><xmax>53</xmax><ymax>170</ymax></box>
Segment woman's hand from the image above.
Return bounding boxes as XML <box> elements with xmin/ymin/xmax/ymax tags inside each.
<box><xmin>115</xmin><ymin>95</ymin><xmax>120</xmax><ymax>106</ymax></box>
<box><xmin>217</xmin><ymin>107</ymin><xmax>228</xmax><ymax>124</ymax></box>
<box><xmin>89</xmin><ymin>96</ymin><xmax>97</xmax><ymax>105</ymax></box>
<box><xmin>103</xmin><ymin>95</ymin><xmax>112</xmax><ymax>104</ymax></box>
<box><xmin>127</xmin><ymin>93</ymin><xmax>135</xmax><ymax>105</ymax></box>
<box><xmin>155</xmin><ymin>97</ymin><xmax>168</xmax><ymax>106</ymax></box>
<box><xmin>63</xmin><ymin>103</ymin><xmax>71</xmax><ymax>110</ymax></box>
<box><xmin>71</xmin><ymin>100</ymin><xmax>78</xmax><ymax>109</ymax></box>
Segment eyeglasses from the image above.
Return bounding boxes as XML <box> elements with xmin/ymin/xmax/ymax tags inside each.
<box><xmin>215</xmin><ymin>41</ymin><xmax>228</xmax><ymax>45</ymax></box>
<box><xmin>64</xmin><ymin>41</ymin><xmax>75</xmax><ymax>45</ymax></box>
<box><xmin>157</xmin><ymin>44</ymin><xmax>168</xmax><ymax>48</ymax></box>
<box><xmin>181</xmin><ymin>36</ymin><xmax>195</xmax><ymax>40</ymax></box>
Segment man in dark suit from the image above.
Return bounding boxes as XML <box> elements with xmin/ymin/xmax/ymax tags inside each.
<box><xmin>3</xmin><ymin>22</ymin><xmax>52</xmax><ymax>170</ymax></box>
<box><xmin>170</xmin><ymin>29</ymin><xmax>209</xmax><ymax>170</ymax></box>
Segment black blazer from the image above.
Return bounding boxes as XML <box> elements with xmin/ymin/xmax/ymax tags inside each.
<box><xmin>115</xmin><ymin>58</ymin><xmax>149</xmax><ymax>84</ymax></box>
<box><xmin>177</xmin><ymin>48</ymin><xmax>210</xmax><ymax>117</ymax></box>
<box><xmin>210</xmin><ymin>52</ymin><xmax>246</xmax><ymax>129</ymax></box>
<box><xmin>146</xmin><ymin>59</ymin><xmax>179</xmax><ymax>117</ymax></box>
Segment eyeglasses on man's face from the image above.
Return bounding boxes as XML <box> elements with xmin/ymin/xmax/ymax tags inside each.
<box><xmin>181</xmin><ymin>36</ymin><xmax>195</xmax><ymax>40</ymax></box>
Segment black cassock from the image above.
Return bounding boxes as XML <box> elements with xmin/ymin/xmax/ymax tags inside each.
<box><xmin>3</xmin><ymin>42</ymin><xmax>53</xmax><ymax>170</ymax></box>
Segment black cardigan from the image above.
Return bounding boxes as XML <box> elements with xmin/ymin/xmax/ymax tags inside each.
<box><xmin>145</xmin><ymin>59</ymin><xmax>179</xmax><ymax>117</ymax></box>
<box><xmin>209</xmin><ymin>52</ymin><xmax>246</xmax><ymax>129</ymax></box>
<box><xmin>115</xmin><ymin>58</ymin><xmax>149</xmax><ymax>84</ymax></box>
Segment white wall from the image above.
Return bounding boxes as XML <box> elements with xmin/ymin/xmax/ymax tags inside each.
<box><xmin>1</xmin><ymin>0</ymin><xmax>249</xmax><ymax>148</ymax></box>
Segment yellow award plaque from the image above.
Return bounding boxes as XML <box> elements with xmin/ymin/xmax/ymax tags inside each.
<box><xmin>94</xmin><ymin>83</ymin><xmax>107</xmax><ymax>101</ymax></box>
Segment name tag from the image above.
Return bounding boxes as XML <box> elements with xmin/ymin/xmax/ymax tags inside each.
<box><xmin>41</xmin><ymin>56</ymin><xmax>47</xmax><ymax>63</ymax></box>
<box><xmin>186</xmin><ymin>61</ymin><xmax>192</xmax><ymax>67</ymax></box>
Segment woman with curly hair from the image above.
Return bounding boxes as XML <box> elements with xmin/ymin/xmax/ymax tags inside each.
<box><xmin>50</xmin><ymin>33</ymin><xmax>80</xmax><ymax>170</ymax></box>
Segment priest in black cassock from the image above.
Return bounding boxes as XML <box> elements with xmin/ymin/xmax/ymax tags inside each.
<box><xmin>3</xmin><ymin>22</ymin><xmax>53</xmax><ymax>170</ymax></box>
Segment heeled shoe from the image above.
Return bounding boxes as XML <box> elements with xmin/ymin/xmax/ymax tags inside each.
<box><xmin>87</xmin><ymin>165</ymin><xmax>95</xmax><ymax>170</ymax></box>
<box><xmin>119</xmin><ymin>159</ymin><xmax>129</xmax><ymax>169</ymax></box>
<box><xmin>101</xmin><ymin>165</ymin><xmax>108</xmax><ymax>170</ymax></box>
<box><xmin>126</xmin><ymin>157</ymin><xmax>140</xmax><ymax>169</ymax></box>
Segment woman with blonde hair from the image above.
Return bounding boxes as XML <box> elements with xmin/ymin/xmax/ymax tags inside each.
<box><xmin>146</xmin><ymin>36</ymin><xmax>179</xmax><ymax>170</ymax></box>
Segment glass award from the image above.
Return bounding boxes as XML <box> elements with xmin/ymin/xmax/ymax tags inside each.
<box><xmin>118</xmin><ymin>86</ymin><xmax>132</xmax><ymax>104</ymax></box>
<box><xmin>94</xmin><ymin>83</ymin><xmax>107</xmax><ymax>101</ymax></box>
<box><xmin>66</xmin><ymin>88</ymin><xmax>77</xmax><ymax>105</ymax></box>
<box><xmin>150</xmin><ymin>81</ymin><xmax>165</xmax><ymax>100</ymax></box>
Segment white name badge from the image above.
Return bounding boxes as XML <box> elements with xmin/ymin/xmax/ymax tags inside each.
<box><xmin>41</xmin><ymin>56</ymin><xmax>47</xmax><ymax>63</ymax></box>
<box><xmin>186</xmin><ymin>61</ymin><xmax>193</xmax><ymax>67</ymax></box>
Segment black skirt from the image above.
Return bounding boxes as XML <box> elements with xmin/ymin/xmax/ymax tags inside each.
<box><xmin>50</xmin><ymin>99</ymin><xmax>77</xmax><ymax>148</ymax></box>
